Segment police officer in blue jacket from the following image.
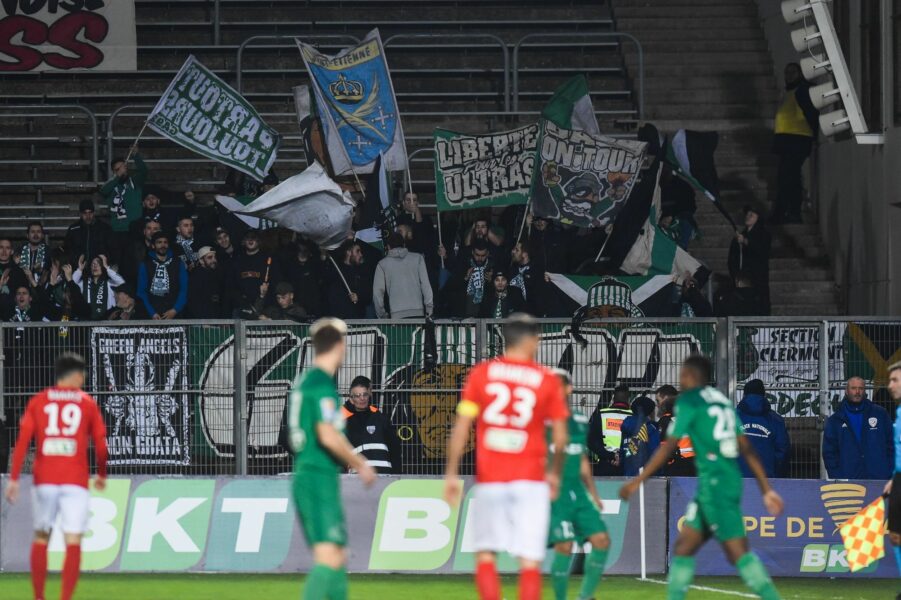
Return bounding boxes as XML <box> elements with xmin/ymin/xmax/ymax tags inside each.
<box><xmin>737</xmin><ymin>379</ymin><xmax>790</xmax><ymax>477</ymax></box>
<box><xmin>822</xmin><ymin>376</ymin><xmax>893</xmax><ymax>480</ymax></box>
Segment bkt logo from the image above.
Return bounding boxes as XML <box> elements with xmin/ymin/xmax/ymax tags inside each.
<box><xmin>800</xmin><ymin>544</ymin><xmax>878</xmax><ymax>574</ymax></box>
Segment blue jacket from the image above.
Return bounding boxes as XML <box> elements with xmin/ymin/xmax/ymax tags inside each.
<box><xmin>736</xmin><ymin>393</ymin><xmax>790</xmax><ymax>478</ymax></box>
<box><xmin>823</xmin><ymin>397</ymin><xmax>893</xmax><ymax>480</ymax></box>
<box><xmin>619</xmin><ymin>414</ymin><xmax>660</xmax><ymax>477</ymax></box>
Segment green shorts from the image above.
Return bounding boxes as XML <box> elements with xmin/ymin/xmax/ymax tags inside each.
<box><xmin>548</xmin><ymin>486</ymin><xmax>607</xmax><ymax>545</ymax></box>
<box><xmin>293</xmin><ymin>467</ymin><xmax>347</xmax><ymax>547</ymax></box>
<box><xmin>682</xmin><ymin>494</ymin><xmax>745</xmax><ymax>542</ymax></box>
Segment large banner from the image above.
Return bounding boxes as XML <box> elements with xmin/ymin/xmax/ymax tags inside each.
<box><xmin>0</xmin><ymin>1</ymin><xmax>136</xmax><ymax>72</ymax></box>
<box><xmin>531</xmin><ymin>120</ymin><xmax>646</xmax><ymax>228</ymax></box>
<box><xmin>735</xmin><ymin>322</ymin><xmax>901</xmax><ymax>417</ymax></box>
<box><xmin>0</xmin><ymin>475</ymin><xmax>667</xmax><ymax>574</ymax></box>
<box><xmin>148</xmin><ymin>56</ymin><xmax>281</xmax><ymax>180</ymax></box>
<box><xmin>669</xmin><ymin>478</ymin><xmax>899</xmax><ymax>578</ymax></box>
<box><xmin>433</xmin><ymin>124</ymin><xmax>537</xmax><ymax>211</ymax></box>
<box><xmin>298</xmin><ymin>29</ymin><xmax>407</xmax><ymax>175</ymax></box>
<box><xmin>91</xmin><ymin>326</ymin><xmax>190</xmax><ymax>466</ymax></box>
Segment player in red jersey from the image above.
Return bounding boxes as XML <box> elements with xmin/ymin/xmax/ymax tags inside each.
<box><xmin>4</xmin><ymin>353</ymin><xmax>108</xmax><ymax>600</ymax></box>
<box><xmin>444</xmin><ymin>313</ymin><xmax>569</xmax><ymax>600</ymax></box>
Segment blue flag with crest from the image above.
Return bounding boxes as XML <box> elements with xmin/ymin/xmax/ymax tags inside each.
<box><xmin>298</xmin><ymin>29</ymin><xmax>407</xmax><ymax>175</ymax></box>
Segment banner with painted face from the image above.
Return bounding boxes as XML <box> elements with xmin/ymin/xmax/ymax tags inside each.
<box><xmin>531</xmin><ymin>120</ymin><xmax>646</xmax><ymax>228</ymax></box>
<box><xmin>148</xmin><ymin>56</ymin><xmax>281</xmax><ymax>181</ymax></box>
<box><xmin>90</xmin><ymin>326</ymin><xmax>190</xmax><ymax>466</ymax></box>
<box><xmin>433</xmin><ymin>124</ymin><xmax>537</xmax><ymax>211</ymax></box>
<box><xmin>0</xmin><ymin>1</ymin><xmax>136</xmax><ymax>72</ymax></box>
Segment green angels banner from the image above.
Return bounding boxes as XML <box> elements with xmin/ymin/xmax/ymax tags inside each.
<box><xmin>188</xmin><ymin>323</ymin><xmax>477</xmax><ymax>471</ymax></box>
<box><xmin>433</xmin><ymin>124</ymin><xmax>537</xmax><ymax>211</ymax></box>
<box><xmin>531</xmin><ymin>120</ymin><xmax>646</xmax><ymax>228</ymax></box>
<box><xmin>148</xmin><ymin>55</ymin><xmax>281</xmax><ymax>180</ymax></box>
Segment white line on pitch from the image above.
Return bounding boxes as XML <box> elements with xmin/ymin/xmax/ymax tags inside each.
<box><xmin>638</xmin><ymin>577</ymin><xmax>757</xmax><ymax>598</ymax></box>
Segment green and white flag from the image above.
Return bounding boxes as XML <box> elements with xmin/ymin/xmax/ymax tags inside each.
<box><xmin>148</xmin><ymin>56</ymin><xmax>280</xmax><ymax>181</ymax></box>
<box><xmin>433</xmin><ymin>124</ymin><xmax>537</xmax><ymax>211</ymax></box>
<box><xmin>542</xmin><ymin>74</ymin><xmax>601</xmax><ymax>135</ymax></box>
<box><xmin>545</xmin><ymin>273</ymin><xmax>677</xmax><ymax>317</ymax></box>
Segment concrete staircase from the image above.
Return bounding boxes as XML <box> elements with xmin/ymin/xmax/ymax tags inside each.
<box><xmin>613</xmin><ymin>0</ymin><xmax>842</xmax><ymax>316</ymax></box>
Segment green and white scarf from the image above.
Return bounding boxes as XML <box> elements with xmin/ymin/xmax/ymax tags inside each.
<box><xmin>19</xmin><ymin>243</ymin><xmax>47</xmax><ymax>272</ymax></box>
<box><xmin>86</xmin><ymin>277</ymin><xmax>109</xmax><ymax>320</ymax></box>
<box><xmin>150</xmin><ymin>257</ymin><xmax>173</xmax><ymax>297</ymax></box>
<box><xmin>466</xmin><ymin>260</ymin><xmax>487</xmax><ymax>304</ymax></box>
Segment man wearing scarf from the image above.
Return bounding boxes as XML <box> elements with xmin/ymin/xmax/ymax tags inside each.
<box><xmin>136</xmin><ymin>231</ymin><xmax>188</xmax><ymax>320</ymax></box>
<box><xmin>449</xmin><ymin>239</ymin><xmax>494</xmax><ymax>318</ymax></box>
<box><xmin>129</xmin><ymin>191</ymin><xmax>174</xmax><ymax>240</ymax></box>
<box><xmin>509</xmin><ymin>241</ymin><xmax>547</xmax><ymax>317</ymax></box>
<box><xmin>18</xmin><ymin>222</ymin><xmax>50</xmax><ymax>286</ymax></box>
<box><xmin>174</xmin><ymin>215</ymin><xmax>201</xmax><ymax>270</ymax></box>
<box><xmin>478</xmin><ymin>272</ymin><xmax>523</xmax><ymax>318</ymax></box>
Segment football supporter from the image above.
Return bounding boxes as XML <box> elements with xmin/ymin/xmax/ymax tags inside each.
<box><xmin>5</xmin><ymin>353</ymin><xmax>108</xmax><ymax>600</ymax></box>
<box><xmin>884</xmin><ymin>362</ymin><xmax>901</xmax><ymax>593</ymax></box>
<box><xmin>444</xmin><ymin>313</ymin><xmax>569</xmax><ymax>600</ymax></box>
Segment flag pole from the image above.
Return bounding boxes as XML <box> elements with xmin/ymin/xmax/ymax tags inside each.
<box><xmin>123</xmin><ymin>120</ymin><xmax>150</xmax><ymax>164</ymax></box>
<box><xmin>327</xmin><ymin>254</ymin><xmax>354</xmax><ymax>298</ymax></box>
<box><xmin>515</xmin><ymin>201</ymin><xmax>531</xmax><ymax>245</ymax></box>
<box><xmin>594</xmin><ymin>223</ymin><xmax>614</xmax><ymax>262</ymax></box>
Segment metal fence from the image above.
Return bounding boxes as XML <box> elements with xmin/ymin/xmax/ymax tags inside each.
<box><xmin>1</xmin><ymin>317</ymin><xmax>899</xmax><ymax>480</ymax></box>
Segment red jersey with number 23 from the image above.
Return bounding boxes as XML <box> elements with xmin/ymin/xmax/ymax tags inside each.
<box><xmin>10</xmin><ymin>387</ymin><xmax>108</xmax><ymax>488</ymax></box>
<box><xmin>459</xmin><ymin>357</ymin><xmax>568</xmax><ymax>483</ymax></box>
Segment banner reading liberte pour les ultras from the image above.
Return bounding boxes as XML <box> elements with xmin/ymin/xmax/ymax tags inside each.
<box><xmin>0</xmin><ymin>475</ymin><xmax>666</xmax><ymax>574</ymax></box>
<box><xmin>148</xmin><ymin>56</ymin><xmax>281</xmax><ymax>181</ymax></box>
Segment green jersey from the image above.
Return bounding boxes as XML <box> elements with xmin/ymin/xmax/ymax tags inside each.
<box><xmin>549</xmin><ymin>412</ymin><xmax>590</xmax><ymax>487</ymax></box>
<box><xmin>669</xmin><ymin>386</ymin><xmax>743</xmax><ymax>492</ymax></box>
<box><xmin>288</xmin><ymin>367</ymin><xmax>345</xmax><ymax>472</ymax></box>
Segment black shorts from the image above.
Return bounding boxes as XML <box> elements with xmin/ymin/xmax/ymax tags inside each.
<box><xmin>889</xmin><ymin>473</ymin><xmax>901</xmax><ymax>534</ymax></box>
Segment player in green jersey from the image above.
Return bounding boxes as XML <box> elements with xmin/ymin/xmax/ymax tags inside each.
<box><xmin>287</xmin><ymin>318</ymin><xmax>376</xmax><ymax>600</ymax></box>
<box><xmin>548</xmin><ymin>369</ymin><xmax>610</xmax><ymax>600</ymax></box>
<box><xmin>620</xmin><ymin>355</ymin><xmax>784</xmax><ymax>600</ymax></box>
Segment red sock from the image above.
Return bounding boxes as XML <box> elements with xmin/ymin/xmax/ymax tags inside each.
<box><xmin>30</xmin><ymin>542</ymin><xmax>48</xmax><ymax>600</ymax></box>
<box><xmin>61</xmin><ymin>544</ymin><xmax>81</xmax><ymax>600</ymax></box>
<box><xmin>519</xmin><ymin>567</ymin><xmax>541</xmax><ymax>600</ymax></box>
<box><xmin>475</xmin><ymin>560</ymin><xmax>501</xmax><ymax>600</ymax></box>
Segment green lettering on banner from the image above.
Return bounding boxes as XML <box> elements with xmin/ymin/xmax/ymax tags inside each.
<box><xmin>120</xmin><ymin>479</ymin><xmax>215</xmax><ymax>571</ymax></box>
<box><xmin>48</xmin><ymin>479</ymin><xmax>132</xmax><ymax>572</ymax></box>
<box><xmin>205</xmin><ymin>479</ymin><xmax>294</xmax><ymax>571</ymax></box>
<box><xmin>369</xmin><ymin>480</ymin><xmax>460</xmax><ymax>570</ymax></box>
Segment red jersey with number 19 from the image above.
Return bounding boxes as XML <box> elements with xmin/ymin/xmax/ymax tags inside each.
<box><xmin>10</xmin><ymin>387</ymin><xmax>108</xmax><ymax>488</ymax></box>
<box><xmin>458</xmin><ymin>357</ymin><xmax>568</xmax><ymax>483</ymax></box>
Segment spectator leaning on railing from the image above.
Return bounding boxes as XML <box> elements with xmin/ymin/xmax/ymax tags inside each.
<box><xmin>822</xmin><ymin>376</ymin><xmax>893</xmax><ymax>480</ymax></box>
<box><xmin>736</xmin><ymin>379</ymin><xmax>791</xmax><ymax>478</ymax></box>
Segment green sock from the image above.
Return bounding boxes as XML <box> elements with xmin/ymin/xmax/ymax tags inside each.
<box><xmin>303</xmin><ymin>565</ymin><xmax>335</xmax><ymax>600</ymax></box>
<box><xmin>550</xmin><ymin>551</ymin><xmax>571</xmax><ymax>600</ymax></box>
<box><xmin>329</xmin><ymin>566</ymin><xmax>348</xmax><ymax>600</ymax></box>
<box><xmin>667</xmin><ymin>555</ymin><xmax>696</xmax><ymax>600</ymax></box>
<box><xmin>736</xmin><ymin>552</ymin><xmax>781</xmax><ymax>600</ymax></box>
<box><xmin>577</xmin><ymin>547</ymin><xmax>608</xmax><ymax>600</ymax></box>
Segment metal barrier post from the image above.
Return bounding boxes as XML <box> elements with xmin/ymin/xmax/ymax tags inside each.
<box><xmin>213</xmin><ymin>0</ymin><xmax>221</xmax><ymax>46</ymax></box>
<box><xmin>727</xmin><ymin>318</ymin><xmax>737</xmax><ymax>402</ymax></box>
<box><xmin>715</xmin><ymin>317</ymin><xmax>729</xmax><ymax>395</ymax></box>
<box><xmin>818</xmin><ymin>319</ymin><xmax>829</xmax><ymax>479</ymax></box>
<box><xmin>512</xmin><ymin>32</ymin><xmax>644</xmax><ymax>119</ymax></box>
<box><xmin>234</xmin><ymin>319</ymin><xmax>248</xmax><ymax>475</ymax></box>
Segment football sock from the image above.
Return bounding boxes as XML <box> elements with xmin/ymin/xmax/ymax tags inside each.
<box><xmin>894</xmin><ymin>544</ymin><xmax>901</xmax><ymax>576</ymax></box>
<box><xmin>303</xmin><ymin>564</ymin><xmax>337</xmax><ymax>600</ymax></box>
<box><xmin>30</xmin><ymin>542</ymin><xmax>48</xmax><ymax>600</ymax></box>
<box><xmin>578</xmin><ymin>547</ymin><xmax>608</xmax><ymax>600</ymax></box>
<box><xmin>736</xmin><ymin>552</ymin><xmax>781</xmax><ymax>600</ymax></box>
<box><xmin>550</xmin><ymin>551</ymin><xmax>571</xmax><ymax>600</ymax></box>
<box><xmin>667</xmin><ymin>555</ymin><xmax>696</xmax><ymax>600</ymax></box>
<box><xmin>475</xmin><ymin>561</ymin><xmax>501</xmax><ymax>600</ymax></box>
<box><xmin>519</xmin><ymin>567</ymin><xmax>542</xmax><ymax>600</ymax></box>
<box><xmin>330</xmin><ymin>566</ymin><xmax>348</xmax><ymax>600</ymax></box>
<box><xmin>61</xmin><ymin>544</ymin><xmax>81</xmax><ymax>600</ymax></box>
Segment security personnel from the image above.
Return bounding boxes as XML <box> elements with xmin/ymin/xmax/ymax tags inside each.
<box><xmin>588</xmin><ymin>384</ymin><xmax>633</xmax><ymax>476</ymax></box>
<box><xmin>656</xmin><ymin>384</ymin><xmax>696</xmax><ymax>476</ymax></box>
<box><xmin>342</xmin><ymin>376</ymin><xmax>402</xmax><ymax>474</ymax></box>
<box><xmin>772</xmin><ymin>62</ymin><xmax>819</xmax><ymax>224</ymax></box>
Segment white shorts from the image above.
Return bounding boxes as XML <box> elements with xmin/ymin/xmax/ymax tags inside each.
<box><xmin>31</xmin><ymin>484</ymin><xmax>91</xmax><ymax>535</ymax></box>
<box><xmin>471</xmin><ymin>480</ymin><xmax>551</xmax><ymax>562</ymax></box>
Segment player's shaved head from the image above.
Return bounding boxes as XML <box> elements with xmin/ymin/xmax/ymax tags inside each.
<box><xmin>503</xmin><ymin>313</ymin><xmax>540</xmax><ymax>353</ymax></box>
<box><xmin>311</xmin><ymin>318</ymin><xmax>347</xmax><ymax>354</ymax></box>
<box><xmin>681</xmin><ymin>354</ymin><xmax>711</xmax><ymax>388</ymax></box>
<box><xmin>55</xmin><ymin>352</ymin><xmax>86</xmax><ymax>385</ymax></box>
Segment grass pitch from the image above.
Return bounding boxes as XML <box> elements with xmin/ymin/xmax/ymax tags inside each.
<box><xmin>0</xmin><ymin>573</ymin><xmax>895</xmax><ymax>599</ymax></box>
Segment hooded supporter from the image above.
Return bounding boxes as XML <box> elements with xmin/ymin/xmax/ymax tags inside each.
<box><xmin>736</xmin><ymin>379</ymin><xmax>790</xmax><ymax>478</ymax></box>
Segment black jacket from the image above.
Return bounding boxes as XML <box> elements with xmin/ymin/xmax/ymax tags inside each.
<box><xmin>188</xmin><ymin>265</ymin><xmax>227</xmax><ymax>318</ymax></box>
<box><xmin>478</xmin><ymin>287</ymin><xmax>524</xmax><ymax>318</ymax></box>
<box><xmin>728</xmin><ymin>224</ymin><xmax>771</xmax><ymax>287</ymax></box>
<box><xmin>64</xmin><ymin>219</ymin><xmax>112</xmax><ymax>264</ymax></box>
<box><xmin>228</xmin><ymin>251</ymin><xmax>281</xmax><ymax>314</ymax></box>
<box><xmin>282</xmin><ymin>257</ymin><xmax>324</xmax><ymax>317</ymax></box>
<box><xmin>323</xmin><ymin>261</ymin><xmax>372</xmax><ymax>319</ymax></box>
<box><xmin>342</xmin><ymin>402</ymin><xmax>402</xmax><ymax>474</ymax></box>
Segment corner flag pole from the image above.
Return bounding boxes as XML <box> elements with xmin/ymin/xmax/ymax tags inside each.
<box><xmin>639</xmin><ymin>467</ymin><xmax>647</xmax><ymax>580</ymax></box>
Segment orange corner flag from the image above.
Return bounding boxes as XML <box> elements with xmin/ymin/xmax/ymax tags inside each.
<box><xmin>839</xmin><ymin>496</ymin><xmax>887</xmax><ymax>573</ymax></box>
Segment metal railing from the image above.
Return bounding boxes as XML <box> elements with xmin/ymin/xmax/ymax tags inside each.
<box><xmin>2</xmin><ymin>317</ymin><xmax>897</xmax><ymax>480</ymax></box>
<box><xmin>512</xmin><ymin>32</ymin><xmax>644</xmax><ymax>118</ymax></box>
<box><xmin>0</xmin><ymin>105</ymin><xmax>100</xmax><ymax>184</ymax></box>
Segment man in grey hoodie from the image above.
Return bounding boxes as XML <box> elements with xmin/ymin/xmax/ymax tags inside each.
<box><xmin>373</xmin><ymin>232</ymin><xmax>434</xmax><ymax>319</ymax></box>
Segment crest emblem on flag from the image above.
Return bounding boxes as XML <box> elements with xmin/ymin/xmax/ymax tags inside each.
<box><xmin>839</xmin><ymin>496</ymin><xmax>886</xmax><ymax>572</ymax></box>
